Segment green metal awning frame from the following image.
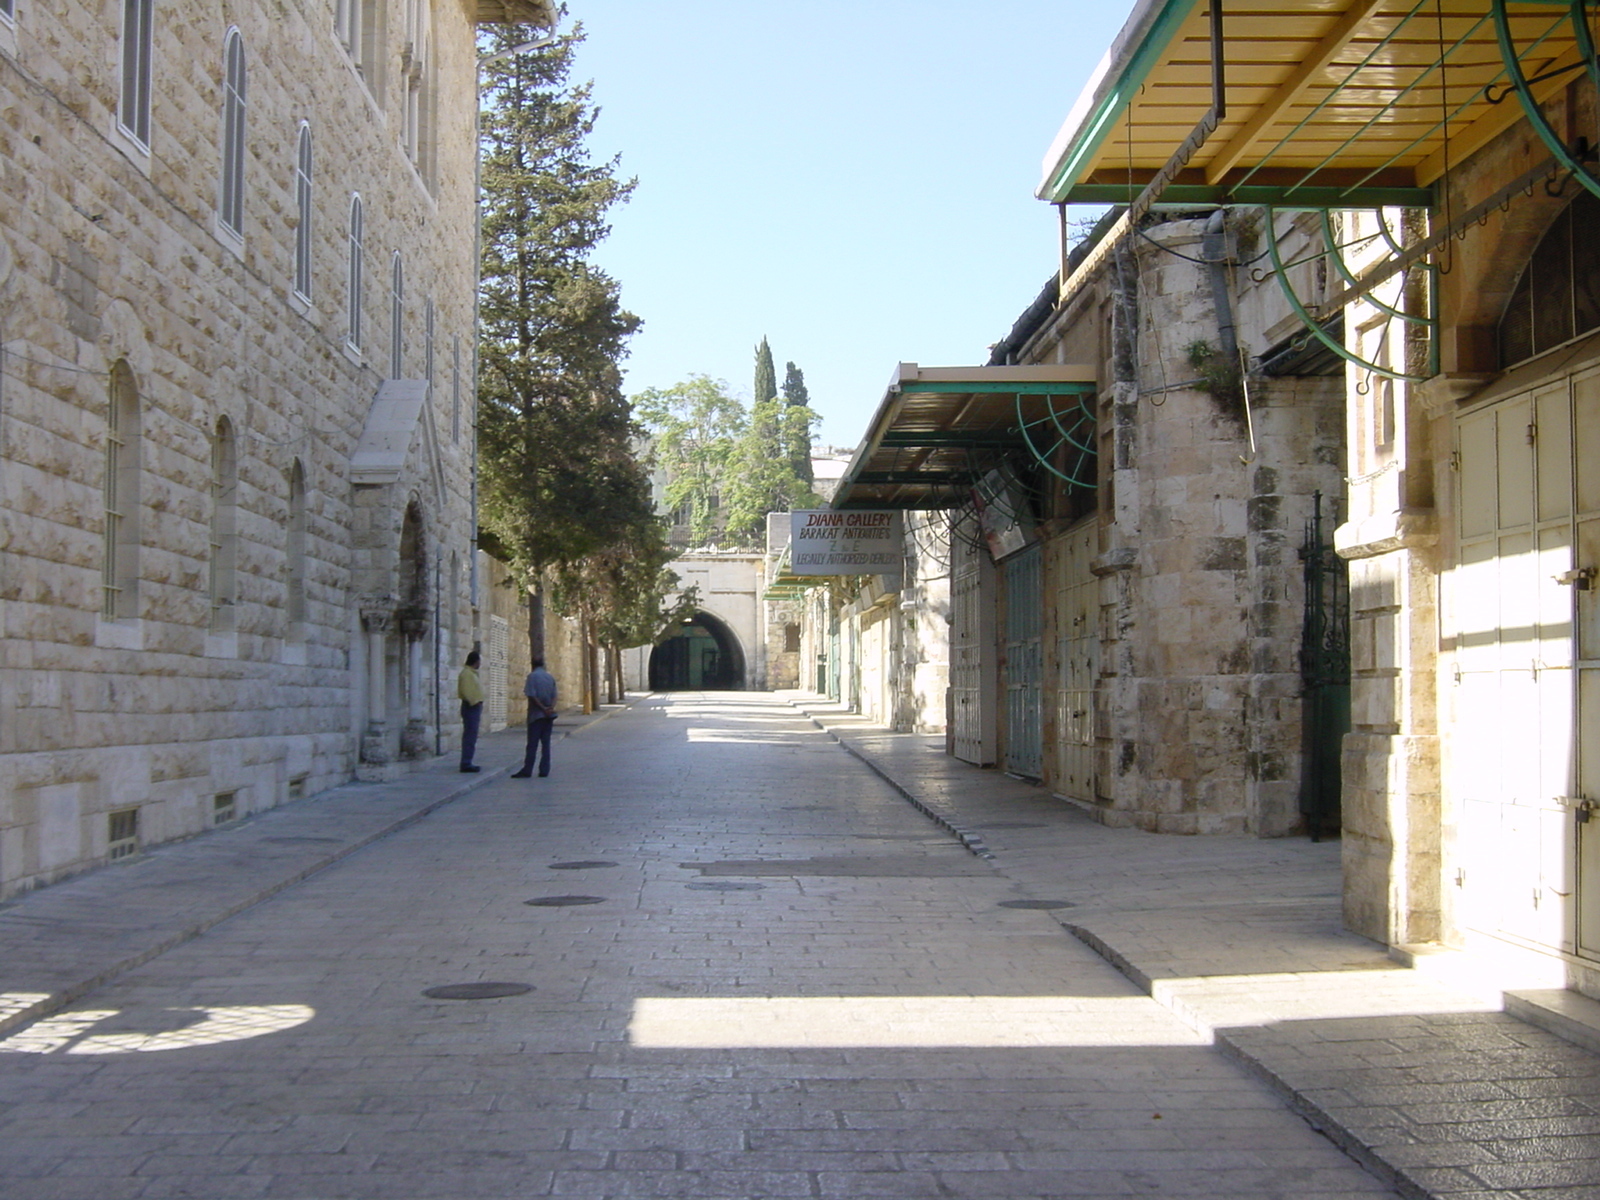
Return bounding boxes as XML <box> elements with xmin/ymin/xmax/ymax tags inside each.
<box><xmin>831</xmin><ymin>364</ymin><xmax>1100</xmax><ymax>512</ymax></box>
<box><xmin>1038</xmin><ymin>0</ymin><xmax>1600</xmax><ymax>387</ymax></box>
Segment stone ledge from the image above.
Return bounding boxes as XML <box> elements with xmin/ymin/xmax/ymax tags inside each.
<box><xmin>1505</xmin><ymin>989</ymin><xmax>1600</xmax><ymax>1056</ymax></box>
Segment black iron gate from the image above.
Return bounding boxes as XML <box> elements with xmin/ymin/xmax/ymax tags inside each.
<box><xmin>1299</xmin><ymin>492</ymin><xmax>1350</xmax><ymax>841</ymax></box>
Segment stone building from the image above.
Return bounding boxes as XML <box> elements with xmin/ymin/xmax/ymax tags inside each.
<box><xmin>1036</xmin><ymin>0</ymin><xmax>1600</xmax><ymax>1009</ymax></box>
<box><xmin>0</xmin><ymin>0</ymin><xmax>551</xmax><ymax>898</ymax></box>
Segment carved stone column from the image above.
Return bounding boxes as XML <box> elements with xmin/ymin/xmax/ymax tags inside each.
<box><xmin>397</xmin><ymin>605</ymin><xmax>431</xmax><ymax>760</ymax></box>
<box><xmin>359</xmin><ymin>601</ymin><xmax>395</xmax><ymax>765</ymax></box>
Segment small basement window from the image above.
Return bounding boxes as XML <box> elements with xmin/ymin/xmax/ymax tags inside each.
<box><xmin>213</xmin><ymin>792</ymin><xmax>237</xmax><ymax>825</ymax></box>
<box><xmin>108</xmin><ymin>808</ymin><xmax>140</xmax><ymax>860</ymax></box>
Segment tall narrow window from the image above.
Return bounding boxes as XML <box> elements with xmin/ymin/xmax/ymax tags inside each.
<box><xmin>218</xmin><ymin>29</ymin><xmax>247</xmax><ymax>238</ymax></box>
<box><xmin>424</xmin><ymin>298</ymin><xmax>435</xmax><ymax>395</ymax></box>
<box><xmin>451</xmin><ymin>334</ymin><xmax>461</xmax><ymax>443</ymax></box>
<box><xmin>287</xmin><ymin>459</ymin><xmax>307</xmax><ymax>632</ymax></box>
<box><xmin>209</xmin><ymin>417</ymin><xmax>238</xmax><ymax>633</ymax></box>
<box><xmin>334</xmin><ymin>0</ymin><xmax>362</xmax><ymax>61</ymax></box>
<box><xmin>0</xmin><ymin>0</ymin><xmax>17</xmax><ymax>25</ymax></box>
<box><xmin>390</xmin><ymin>252</ymin><xmax>404</xmax><ymax>378</ymax></box>
<box><xmin>402</xmin><ymin>0</ymin><xmax>431</xmax><ymax>168</ymax></box>
<box><xmin>118</xmin><ymin>0</ymin><xmax>154</xmax><ymax>149</ymax></box>
<box><xmin>335</xmin><ymin>0</ymin><xmax>384</xmax><ymax>100</ymax></box>
<box><xmin>346</xmin><ymin>194</ymin><xmax>363</xmax><ymax>351</ymax></box>
<box><xmin>104</xmin><ymin>362</ymin><xmax>142</xmax><ymax>620</ymax></box>
<box><xmin>293</xmin><ymin>123</ymin><xmax>313</xmax><ymax>301</ymax></box>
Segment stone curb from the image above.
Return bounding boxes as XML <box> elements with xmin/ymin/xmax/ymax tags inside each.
<box><xmin>787</xmin><ymin>701</ymin><xmax>995</xmax><ymax>860</ymax></box>
<box><xmin>782</xmin><ymin>696</ymin><xmax>1487</xmax><ymax>1200</ymax></box>
<box><xmin>0</xmin><ymin>762</ymin><xmax>510</xmax><ymax>1040</ymax></box>
<box><xmin>0</xmin><ymin>692</ymin><xmax>654</xmax><ymax>1041</ymax></box>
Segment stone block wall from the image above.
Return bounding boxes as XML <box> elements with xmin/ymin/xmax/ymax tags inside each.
<box><xmin>0</xmin><ymin>0</ymin><xmax>500</xmax><ymax>898</ymax></box>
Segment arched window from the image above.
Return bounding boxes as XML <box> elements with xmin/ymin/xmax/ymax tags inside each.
<box><xmin>219</xmin><ymin>29</ymin><xmax>247</xmax><ymax>238</ymax></box>
<box><xmin>209</xmin><ymin>417</ymin><xmax>238</xmax><ymax>633</ymax></box>
<box><xmin>451</xmin><ymin>333</ymin><xmax>461</xmax><ymax>443</ymax></box>
<box><xmin>118</xmin><ymin>0</ymin><xmax>154</xmax><ymax>150</ymax></box>
<box><xmin>1499</xmin><ymin>188</ymin><xmax>1600</xmax><ymax>367</ymax></box>
<box><xmin>287</xmin><ymin>459</ymin><xmax>307</xmax><ymax>632</ymax></box>
<box><xmin>390</xmin><ymin>252</ymin><xmax>404</xmax><ymax>378</ymax></box>
<box><xmin>347</xmin><ymin>194</ymin><xmax>363</xmax><ymax>350</ymax></box>
<box><xmin>424</xmin><ymin>297</ymin><xmax>435</xmax><ymax>393</ymax></box>
<box><xmin>103</xmin><ymin>361</ymin><xmax>142</xmax><ymax>620</ymax></box>
<box><xmin>293</xmin><ymin>123</ymin><xmax>313</xmax><ymax>301</ymax></box>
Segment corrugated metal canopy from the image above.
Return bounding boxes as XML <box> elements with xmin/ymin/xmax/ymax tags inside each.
<box><xmin>1039</xmin><ymin>0</ymin><xmax>1592</xmax><ymax>210</ymax></box>
<box><xmin>832</xmin><ymin>364</ymin><xmax>1099</xmax><ymax>511</ymax></box>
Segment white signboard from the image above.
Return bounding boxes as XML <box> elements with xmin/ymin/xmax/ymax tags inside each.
<box><xmin>790</xmin><ymin>510</ymin><xmax>903</xmax><ymax>575</ymax></box>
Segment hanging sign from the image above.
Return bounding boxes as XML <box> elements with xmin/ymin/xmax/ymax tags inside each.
<box><xmin>789</xmin><ymin>510</ymin><xmax>903</xmax><ymax>575</ymax></box>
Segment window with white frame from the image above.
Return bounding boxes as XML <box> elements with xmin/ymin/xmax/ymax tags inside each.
<box><xmin>424</xmin><ymin>297</ymin><xmax>435</xmax><ymax>393</ymax></box>
<box><xmin>0</xmin><ymin>0</ymin><xmax>16</xmax><ymax>26</ymax></box>
<box><xmin>293</xmin><ymin>123</ymin><xmax>313</xmax><ymax>301</ymax></box>
<box><xmin>390</xmin><ymin>252</ymin><xmax>404</xmax><ymax>378</ymax></box>
<box><xmin>336</xmin><ymin>0</ymin><xmax>384</xmax><ymax>100</ymax></box>
<box><xmin>401</xmin><ymin>0</ymin><xmax>431</xmax><ymax>169</ymax></box>
<box><xmin>347</xmin><ymin>194</ymin><xmax>363</xmax><ymax>351</ymax></box>
<box><xmin>451</xmin><ymin>334</ymin><xmax>461</xmax><ymax>443</ymax></box>
<box><xmin>118</xmin><ymin>0</ymin><xmax>154</xmax><ymax>149</ymax></box>
<box><xmin>219</xmin><ymin>29</ymin><xmax>247</xmax><ymax>238</ymax></box>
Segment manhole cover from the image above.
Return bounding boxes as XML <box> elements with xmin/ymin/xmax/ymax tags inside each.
<box><xmin>686</xmin><ymin>881</ymin><xmax>765</xmax><ymax>892</ymax></box>
<box><xmin>549</xmin><ymin>861</ymin><xmax>619</xmax><ymax>870</ymax></box>
<box><xmin>780</xmin><ymin>804</ymin><xmax>836</xmax><ymax>811</ymax></box>
<box><xmin>977</xmin><ymin>822</ymin><xmax>1048</xmax><ymax>830</ymax></box>
<box><xmin>524</xmin><ymin>895</ymin><xmax>607</xmax><ymax>907</ymax></box>
<box><xmin>423</xmin><ymin>982</ymin><xmax>532</xmax><ymax>1000</ymax></box>
<box><xmin>997</xmin><ymin>899</ymin><xmax>1076</xmax><ymax>910</ymax></box>
<box><xmin>265</xmin><ymin>836</ymin><xmax>343</xmax><ymax>844</ymax></box>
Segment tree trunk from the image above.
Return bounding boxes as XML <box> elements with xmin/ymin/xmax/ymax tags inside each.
<box><xmin>584</xmin><ymin>617</ymin><xmax>600</xmax><ymax>713</ymax></box>
<box><xmin>527</xmin><ymin>579</ymin><xmax>545</xmax><ymax>666</ymax></box>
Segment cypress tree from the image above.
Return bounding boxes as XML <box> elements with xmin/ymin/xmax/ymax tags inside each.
<box><xmin>781</xmin><ymin>361</ymin><xmax>814</xmax><ymax>484</ymax></box>
<box><xmin>754</xmin><ymin>337</ymin><xmax>778</xmax><ymax>406</ymax></box>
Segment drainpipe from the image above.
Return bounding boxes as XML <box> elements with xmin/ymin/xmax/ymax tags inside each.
<box><xmin>1203</xmin><ymin>208</ymin><xmax>1238</xmax><ymax>369</ymax></box>
<box><xmin>1204</xmin><ymin>208</ymin><xmax>1257</xmax><ymax>458</ymax></box>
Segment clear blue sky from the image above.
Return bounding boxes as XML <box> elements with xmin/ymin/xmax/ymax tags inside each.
<box><xmin>573</xmin><ymin>1</ymin><xmax>1134</xmax><ymax>450</ymax></box>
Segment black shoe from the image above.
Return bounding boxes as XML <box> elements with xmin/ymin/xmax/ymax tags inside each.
<box><xmin>509</xmin><ymin>771</ymin><xmax>532</xmax><ymax>779</ymax></box>
<box><xmin>460</xmin><ymin>765</ymin><xmax>481</xmax><ymax>773</ymax></box>
<box><xmin>538</xmin><ymin>772</ymin><xmax>549</xmax><ymax>778</ymax></box>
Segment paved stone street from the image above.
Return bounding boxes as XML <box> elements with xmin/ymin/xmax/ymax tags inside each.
<box><xmin>0</xmin><ymin>693</ymin><xmax>1404</xmax><ymax>1199</ymax></box>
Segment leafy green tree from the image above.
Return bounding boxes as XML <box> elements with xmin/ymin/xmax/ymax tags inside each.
<box><xmin>781</xmin><ymin>361</ymin><xmax>814</xmax><ymax>484</ymax></box>
<box><xmin>477</xmin><ymin>22</ymin><xmax>646</xmax><ymax>658</ymax></box>
<box><xmin>635</xmin><ymin>375</ymin><xmax>746</xmax><ymax>545</ymax></box>
<box><xmin>754</xmin><ymin>337</ymin><xmax>777</xmax><ymax>406</ymax></box>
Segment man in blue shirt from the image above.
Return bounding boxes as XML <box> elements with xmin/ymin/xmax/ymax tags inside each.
<box><xmin>510</xmin><ymin>657</ymin><xmax>558</xmax><ymax>778</ymax></box>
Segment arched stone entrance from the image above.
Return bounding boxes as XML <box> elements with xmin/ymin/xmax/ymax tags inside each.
<box><xmin>650</xmin><ymin>611</ymin><xmax>746</xmax><ymax>690</ymax></box>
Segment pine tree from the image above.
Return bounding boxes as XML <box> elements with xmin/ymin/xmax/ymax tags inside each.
<box><xmin>781</xmin><ymin>361</ymin><xmax>814</xmax><ymax>484</ymax></box>
<box><xmin>476</xmin><ymin>22</ymin><xmax>650</xmax><ymax>661</ymax></box>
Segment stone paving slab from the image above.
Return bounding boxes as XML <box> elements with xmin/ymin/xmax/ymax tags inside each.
<box><xmin>782</xmin><ymin>694</ymin><xmax>1600</xmax><ymax>1200</ymax></box>
<box><xmin>0</xmin><ymin>705</ymin><xmax>631</xmax><ymax>1040</ymax></box>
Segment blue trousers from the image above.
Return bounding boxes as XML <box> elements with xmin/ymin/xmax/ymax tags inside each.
<box><xmin>521</xmin><ymin>715</ymin><xmax>554</xmax><ymax>776</ymax></box>
<box><xmin>459</xmin><ymin>701</ymin><xmax>482</xmax><ymax>767</ymax></box>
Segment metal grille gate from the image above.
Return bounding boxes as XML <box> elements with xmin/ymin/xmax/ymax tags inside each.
<box><xmin>1299</xmin><ymin>493</ymin><xmax>1349</xmax><ymax>840</ymax></box>
<box><xmin>1004</xmin><ymin>545</ymin><xmax>1044</xmax><ymax>780</ymax></box>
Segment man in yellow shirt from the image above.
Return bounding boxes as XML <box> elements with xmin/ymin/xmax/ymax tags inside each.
<box><xmin>457</xmin><ymin>650</ymin><xmax>485</xmax><ymax>773</ymax></box>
